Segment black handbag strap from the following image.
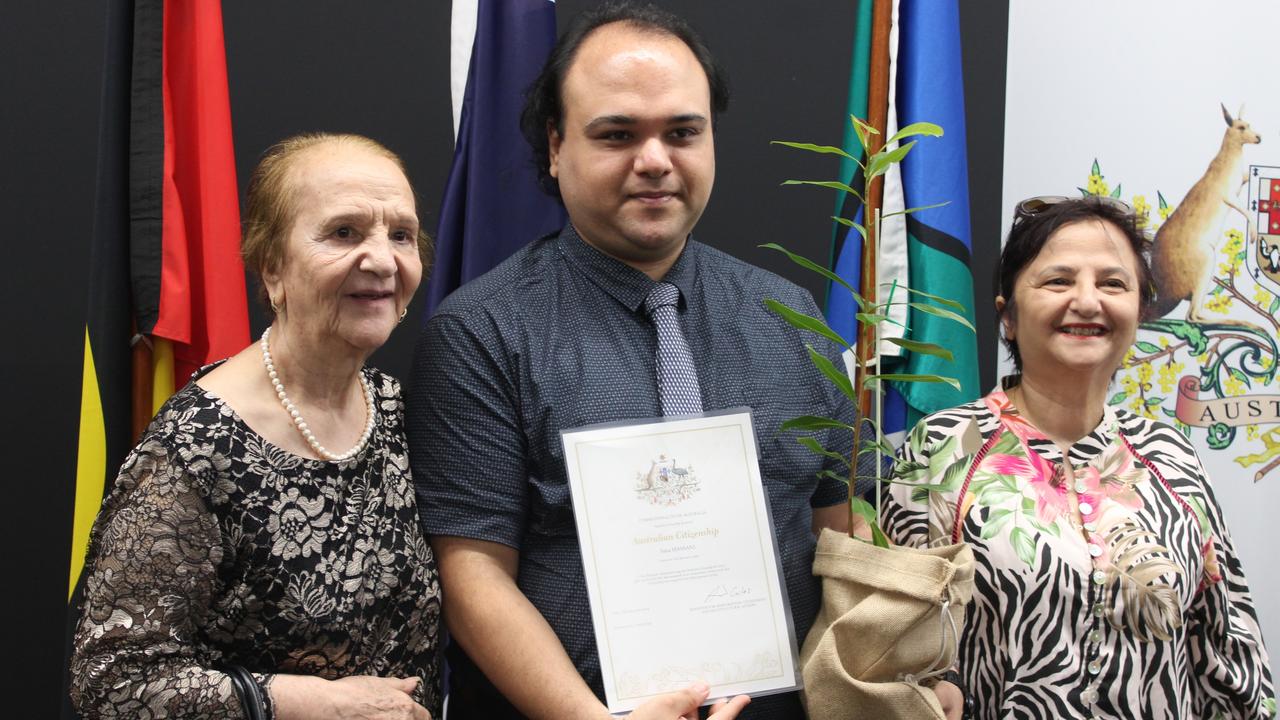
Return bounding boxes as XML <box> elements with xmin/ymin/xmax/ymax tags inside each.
<box><xmin>222</xmin><ymin>665</ymin><xmax>267</xmax><ymax>720</ymax></box>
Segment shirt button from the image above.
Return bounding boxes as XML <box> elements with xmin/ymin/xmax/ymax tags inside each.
<box><xmin>1089</xmin><ymin>544</ymin><xmax>1103</xmax><ymax>557</ymax></box>
<box><xmin>1079</xmin><ymin>501</ymin><xmax>1094</xmax><ymax>516</ymax></box>
<box><xmin>1088</xmin><ymin>660</ymin><xmax>1102</xmax><ymax>674</ymax></box>
<box><xmin>1093</xmin><ymin>570</ymin><xmax>1107</xmax><ymax>585</ymax></box>
<box><xmin>1083</xmin><ymin>521</ymin><xmax>1097</xmax><ymax>532</ymax></box>
<box><xmin>1081</xmin><ymin>686</ymin><xmax>1099</xmax><ymax>704</ymax></box>
<box><xmin>1089</xmin><ymin>629</ymin><xmax>1102</xmax><ymax>643</ymax></box>
<box><xmin>1093</xmin><ymin>603</ymin><xmax>1105</xmax><ymax>617</ymax></box>
<box><xmin>1075</xmin><ymin>481</ymin><xmax>1088</xmax><ymax>493</ymax></box>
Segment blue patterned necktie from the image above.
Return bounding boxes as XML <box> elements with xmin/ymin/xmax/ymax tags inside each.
<box><xmin>644</xmin><ymin>282</ymin><xmax>703</xmax><ymax>416</ymax></box>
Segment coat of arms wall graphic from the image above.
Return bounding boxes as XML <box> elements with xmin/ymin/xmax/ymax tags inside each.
<box><xmin>1094</xmin><ymin>106</ymin><xmax>1280</xmax><ymax>482</ymax></box>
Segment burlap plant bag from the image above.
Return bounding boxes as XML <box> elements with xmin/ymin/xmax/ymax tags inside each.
<box><xmin>800</xmin><ymin>528</ymin><xmax>975</xmax><ymax>719</ymax></box>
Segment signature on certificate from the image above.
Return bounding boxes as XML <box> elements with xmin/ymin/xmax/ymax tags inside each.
<box><xmin>704</xmin><ymin>584</ymin><xmax>753</xmax><ymax>602</ymax></box>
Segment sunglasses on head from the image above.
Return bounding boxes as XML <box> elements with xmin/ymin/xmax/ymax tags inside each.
<box><xmin>1013</xmin><ymin>195</ymin><xmax>1133</xmax><ymax>222</ymax></box>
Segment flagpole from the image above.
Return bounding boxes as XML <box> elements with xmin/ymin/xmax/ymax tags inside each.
<box><xmin>848</xmin><ymin>0</ymin><xmax>893</xmax><ymax>532</ymax></box>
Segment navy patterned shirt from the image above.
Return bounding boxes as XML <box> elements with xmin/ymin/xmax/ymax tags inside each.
<box><xmin>407</xmin><ymin>225</ymin><xmax>855</xmax><ymax>718</ymax></box>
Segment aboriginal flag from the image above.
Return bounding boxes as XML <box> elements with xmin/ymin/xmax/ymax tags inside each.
<box><xmin>64</xmin><ymin>0</ymin><xmax>248</xmax><ymax>714</ymax></box>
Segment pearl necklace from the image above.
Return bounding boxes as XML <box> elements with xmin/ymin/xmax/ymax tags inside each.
<box><xmin>260</xmin><ymin>326</ymin><xmax>375</xmax><ymax>462</ymax></box>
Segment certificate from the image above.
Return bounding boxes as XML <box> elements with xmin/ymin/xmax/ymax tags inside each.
<box><xmin>561</xmin><ymin>408</ymin><xmax>800</xmax><ymax>713</ymax></box>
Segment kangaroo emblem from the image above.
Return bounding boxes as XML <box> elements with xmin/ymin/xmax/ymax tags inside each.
<box><xmin>1149</xmin><ymin>104</ymin><xmax>1262</xmax><ymax>322</ymax></box>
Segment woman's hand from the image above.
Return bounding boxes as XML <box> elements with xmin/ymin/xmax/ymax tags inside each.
<box><xmin>625</xmin><ymin>682</ymin><xmax>751</xmax><ymax>720</ymax></box>
<box><xmin>273</xmin><ymin>674</ymin><xmax>431</xmax><ymax>720</ymax></box>
<box><xmin>932</xmin><ymin>679</ymin><xmax>964</xmax><ymax>720</ymax></box>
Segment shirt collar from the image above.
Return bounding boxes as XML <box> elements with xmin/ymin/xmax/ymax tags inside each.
<box><xmin>556</xmin><ymin>223</ymin><xmax>699</xmax><ymax>313</ymax></box>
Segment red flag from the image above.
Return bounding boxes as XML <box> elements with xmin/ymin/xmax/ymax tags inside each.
<box><xmin>67</xmin><ymin>3</ymin><xmax>248</xmax><ymax>714</ymax></box>
<box><xmin>149</xmin><ymin>0</ymin><xmax>249</xmax><ymax>395</ymax></box>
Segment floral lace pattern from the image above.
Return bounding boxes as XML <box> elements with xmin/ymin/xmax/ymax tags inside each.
<box><xmin>70</xmin><ymin>366</ymin><xmax>442</xmax><ymax>718</ymax></box>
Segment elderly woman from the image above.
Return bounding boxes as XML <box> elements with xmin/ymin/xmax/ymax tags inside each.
<box><xmin>70</xmin><ymin>134</ymin><xmax>440</xmax><ymax>719</ymax></box>
<box><xmin>881</xmin><ymin>196</ymin><xmax>1275</xmax><ymax>718</ymax></box>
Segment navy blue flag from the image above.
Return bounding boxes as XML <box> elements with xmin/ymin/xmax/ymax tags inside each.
<box><xmin>427</xmin><ymin>0</ymin><xmax>564</xmax><ymax>317</ymax></box>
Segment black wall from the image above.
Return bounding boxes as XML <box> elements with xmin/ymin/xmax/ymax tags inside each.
<box><xmin>1</xmin><ymin>2</ymin><xmax>1007</xmax><ymax>714</ymax></box>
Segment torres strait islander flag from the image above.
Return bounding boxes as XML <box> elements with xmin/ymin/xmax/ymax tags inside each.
<box><xmin>66</xmin><ymin>1</ymin><xmax>247</xmax><ymax>715</ymax></box>
<box><xmin>427</xmin><ymin>0</ymin><xmax>564</xmax><ymax>317</ymax></box>
<box><xmin>826</xmin><ymin>0</ymin><xmax>979</xmax><ymax>442</ymax></box>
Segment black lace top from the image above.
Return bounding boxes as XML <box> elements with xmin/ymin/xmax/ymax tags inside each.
<box><xmin>70</xmin><ymin>365</ymin><xmax>442</xmax><ymax>718</ymax></box>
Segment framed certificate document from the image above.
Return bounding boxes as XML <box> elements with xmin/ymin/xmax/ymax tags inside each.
<box><xmin>561</xmin><ymin>408</ymin><xmax>800</xmax><ymax>713</ymax></box>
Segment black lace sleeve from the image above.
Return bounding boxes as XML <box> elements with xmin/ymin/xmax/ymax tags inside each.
<box><xmin>69</xmin><ymin>435</ymin><xmax>272</xmax><ymax>719</ymax></box>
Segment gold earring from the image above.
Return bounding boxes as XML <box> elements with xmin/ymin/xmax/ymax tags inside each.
<box><xmin>398</xmin><ymin>307</ymin><xmax>408</xmax><ymax>324</ymax></box>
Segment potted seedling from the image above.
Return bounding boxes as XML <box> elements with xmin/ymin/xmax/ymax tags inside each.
<box><xmin>764</xmin><ymin>116</ymin><xmax>977</xmax><ymax>720</ymax></box>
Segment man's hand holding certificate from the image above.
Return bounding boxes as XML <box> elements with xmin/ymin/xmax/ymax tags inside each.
<box><xmin>562</xmin><ymin>409</ymin><xmax>801</xmax><ymax>714</ymax></box>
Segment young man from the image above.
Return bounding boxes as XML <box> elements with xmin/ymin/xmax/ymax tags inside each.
<box><xmin>409</xmin><ymin>4</ymin><xmax>857</xmax><ymax>718</ymax></box>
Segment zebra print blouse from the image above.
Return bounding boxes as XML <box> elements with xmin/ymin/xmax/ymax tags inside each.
<box><xmin>882</xmin><ymin>387</ymin><xmax>1275</xmax><ymax>719</ymax></box>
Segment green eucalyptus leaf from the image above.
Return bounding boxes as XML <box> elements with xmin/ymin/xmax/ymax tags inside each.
<box><xmin>866</xmin><ymin>140</ymin><xmax>917</xmax><ymax>179</ymax></box>
<box><xmin>880</xmin><ymin>284</ymin><xmax>966</xmax><ymax>311</ymax></box>
<box><xmin>806</xmin><ymin>344</ymin><xmax>857</xmax><ymax>404</ymax></box>
<box><xmin>1108</xmin><ymin>392</ymin><xmax>1128</xmax><ymax>405</ymax></box>
<box><xmin>1157</xmin><ymin>190</ymin><xmax>1168</xmax><ymax>210</ymax></box>
<box><xmin>781</xmin><ymin>179</ymin><xmax>864</xmax><ymax>202</ymax></box>
<box><xmin>850</xmin><ymin>115</ymin><xmax>879</xmax><ymax>150</ymax></box>
<box><xmin>870</xmin><ymin>522</ymin><xmax>891</xmax><ymax>548</ymax></box>
<box><xmin>1145</xmin><ymin>396</ymin><xmax>1165</xmax><ymax>407</ymax></box>
<box><xmin>867</xmin><ymin>373</ymin><xmax>962</xmax><ymax>391</ymax></box>
<box><xmin>885</xmin><ymin>337</ymin><xmax>954</xmax><ymax>360</ymax></box>
<box><xmin>882</xmin><ymin>200</ymin><xmax>951</xmax><ymax>219</ymax></box>
<box><xmin>887</xmin><ymin>121</ymin><xmax>943</xmax><ymax>145</ymax></box>
<box><xmin>780</xmin><ymin>415</ymin><xmax>854</xmax><ymax>432</ymax></box>
<box><xmin>908</xmin><ymin>301</ymin><xmax>975</xmax><ymax>331</ymax></box>
<box><xmin>831</xmin><ymin>216</ymin><xmax>869</xmax><ymax>242</ymax></box>
<box><xmin>863</xmin><ymin>437</ymin><xmax>897</xmax><ymax>457</ymax></box>
<box><xmin>797</xmin><ymin>436</ymin><xmax>851</xmax><ymax>467</ymax></box>
<box><xmin>849</xmin><ymin>495</ymin><xmax>878</xmax><ymax>526</ymax></box>
<box><xmin>1110</xmin><ymin>183</ymin><xmax>1122</xmax><ymax>199</ymax></box>
<box><xmin>759</xmin><ymin>243</ymin><xmax>865</xmax><ymax>307</ymax></box>
<box><xmin>1091</xmin><ymin>158</ymin><xmax>1101</xmax><ymax>176</ymax></box>
<box><xmin>817</xmin><ymin>469</ymin><xmax>851</xmax><ymax>486</ymax></box>
<box><xmin>771</xmin><ymin>140</ymin><xmax>856</xmax><ymax>161</ymax></box>
<box><xmin>1134</xmin><ymin>340</ymin><xmax>1161</xmax><ymax>354</ymax></box>
<box><xmin>764</xmin><ymin>299</ymin><xmax>851</xmax><ymax>349</ymax></box>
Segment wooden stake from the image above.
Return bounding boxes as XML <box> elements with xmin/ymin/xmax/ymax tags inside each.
<box><xmin>848</xmin><ymin>0</ymin><xmax>894</xmax><ymax>535</ymax></box>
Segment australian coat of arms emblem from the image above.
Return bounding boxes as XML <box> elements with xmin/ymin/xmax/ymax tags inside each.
<box><xmin>1096</xmin><ymin>104</ymin><xmax>1280</xmax><ymax>481</ymax></box>
<box><xmin>634</xmin><ymin>454</ymin><xmax>700</xmax><ymax>506</ymax></box>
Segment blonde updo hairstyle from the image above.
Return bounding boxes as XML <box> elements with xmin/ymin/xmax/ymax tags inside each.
<box><xmin>241</xmin><ymin>133</ymin><xmax>433</xmax><ymax>312</ymax></box>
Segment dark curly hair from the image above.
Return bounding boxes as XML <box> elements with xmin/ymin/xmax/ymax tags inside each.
<box><xmin>995</xmin><ymin>196</ymin><xmax>1156</xmax><ymax>372</ymax></box>
<box><xmin>519</xmin><ymin>1</ymin><xmax>730</xmax><ymax>200</ymax></box>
